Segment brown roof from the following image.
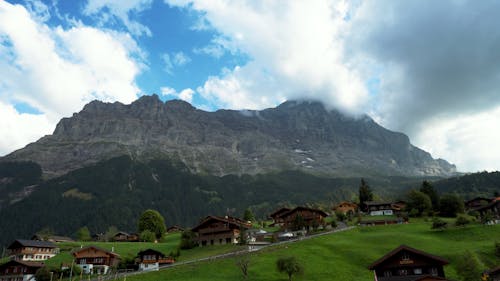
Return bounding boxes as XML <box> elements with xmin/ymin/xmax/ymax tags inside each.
<box><xmin>72</xmin><ymin>246</ymin><xmax>120</xmax><ymax>258</ymax></box>
<box><xmin>368</xmin><ymin>245</ymin><xmax>449</xmax><ymax>270</ymax></box>
<box><xmin>0</xmin><ymin>259</ymin><xmax>45</xmax><ymax>269</ymax></box>
<box><xmin>278</xmin><ymin>206</ymin><xmax>329</xmax><ymax>218</ymax></box>
<box><xmin>191</xmin><ymin>215</ymin><xmax>251</xmax><ymax>232</ymax></box>
<box><xmin>137</xmin><ymin>248</ymin><xmax>165</xmax><ymax>258</ymax></box>
<box><xmin>8</xmin><ymin>239</ymin><xmax>57</xmax><ymax>249</ymax></box>
<box><xmin>269</xmin><ymin>207</ymin><xmax>292</xmax><ymax>218</ymax></box>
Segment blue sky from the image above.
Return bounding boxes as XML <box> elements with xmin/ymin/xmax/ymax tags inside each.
<box><xmin>1</xmin><ymin>0</ymin><xmax>500</xmax><ymax>172</ymax></box>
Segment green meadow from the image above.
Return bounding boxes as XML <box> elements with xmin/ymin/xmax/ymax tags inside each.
<box><xmin>124</xmin><ymin>221</ymin><xmax>499</xmax><ymax>281</ymax></box>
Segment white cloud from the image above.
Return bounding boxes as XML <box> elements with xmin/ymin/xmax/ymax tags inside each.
<box><xmin>161</xmin><ymin>86</ymin><xmax>195</xmax><ymax>103</ymax></box>
<box><xmin>0</xmin><ymin>1</ymin><xmax>143</xmax><ymax>155</ymax></box>
<box><xmin>166</xmin><ymin>0</ymin><xmax>369</xmax><ymax>112</ymax></box>
<box><xmin>414</xmin><ymin>106</ymin><xmax>500</xmax><ymax>172</ymax></box>
<box><xmin>161</xmin><ymin>51</ymin><xmax>191</xmax><ymax>75</ymax></box>
<box><xmin>83</xmin><ymin>0</ymin><xmax>153</xmax><ymax>37</ymax></box>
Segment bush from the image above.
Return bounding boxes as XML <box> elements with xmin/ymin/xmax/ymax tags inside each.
<box><xmin>179</xmin><ymin>230</ymin><xmax>197</xmax><ymax>249</ymax></box>
<box><xmin>330</xmin><ymin>220</ymin><xmax>337</xmax><ymax>228</ymax></box>
<box><xmin>335</xmin><ymin>211</ymin><xmax>347</xmax><ymax>222</ymax></box>
<box><xmin>431</xmin><ymin>218</ymin><xmax>447</xmax><ymax>231</ymax></box>
<box><xmin>455</xmin><ymin>215</ymin><xmax>471</xmax><ymax>227</ymax></box>
<box><xmin>456</xmin><ymin>250</ymin><xmax>481</xmax><ymax>281</ymax></box>
<box><xmin>35</xmin><ymin>267</ymin><xmax>52</xmax><ymax>281</ymax></box>
<box><xmin>276</xmin><ymin>257</ymin><xmax>304</xmax><ymax>281</ymax></box>
<box><xmin>139</xmin><ymin>230</ymin><xmax>156</xmax><ymax>242</ymax></box>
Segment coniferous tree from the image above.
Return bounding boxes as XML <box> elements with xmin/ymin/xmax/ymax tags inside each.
<box><xmin>420</xmin><ymin>180</ymin><xmax>440</xmax><ymax>211</ymax></box>
<box><xmin>359</xmin><ymin>178</ymin><xmax>374</xmax><ymax>206</ymax></box>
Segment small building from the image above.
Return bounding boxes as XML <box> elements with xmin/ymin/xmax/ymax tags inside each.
<box><xmin>136</xmin><ymin>249</ymin><xmax>174</xmax><ymax>271</ymax></box>
<box><xmin>486</xmin><ymin>266</ymin><xmax>500</xmax><ymax>281</ymax></box>
<box><xmin>465</xmin><ymin>197</ymin><xmax>493</xmax><ymax>210</ymax></box>
<box><xmin>191</xmin><ymin>216</ymin><xmax>251</xmax><ymax>246</ymax></box>
<box><xmin>73</xmin><ymin>246</ymin><xmax>120</xmax><ymax>275</ymax></box>
<box><xmin>167</xmin><ymin>225</ymin><xmax>184</xmax><ymax>233</ymax></box>
<box><xmin>112</xmin><ymin>231</ymin><xmax>139</xmax><ymax>242</ymax></box>
<box><xmin>0</xmin><ymin>259</ymin><xmax>44</xmax><ymax>281</ymax></box>
<box><xmin>363</xmin><ymin>201</ymin><xmax>395</xmax><ymax>216</ymax></box>
<box><xmin>368</xmin><ymin>244</ymin><xmax>450</xmax><ymax>281</ymax></box>
<box><xmin>474</xmin><ymin>198</ymin><xmax>500</xmax><ymax>220</ymax></box>
<box><xmin>7</xmin><ymin>239</ymin><xmax>58</xmax><ymax>261</ymax></box>
<box><xmin>269</xmin><ymin>207</ymin><xmax>292</xmax><ymax>226</ymax></box>
<box><xmin>332</xmin><ymin>201</ymin><xmax>358</xmax><ymax>215</ymax></box>
<box><xmin>31</xmin><ymin>234</ymin><xmax>74</xmax><ymax>243</ymax></box>
<box><xmin>277</xmin><ymin>206</ymin><xmax>328</xmax><ymax>231</ymax></box>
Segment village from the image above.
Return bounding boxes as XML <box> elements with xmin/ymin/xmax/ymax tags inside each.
<box><xmin>1</xmin><ymin>194</ymin><xmax>499</xmax><ymax>281</ymax></box>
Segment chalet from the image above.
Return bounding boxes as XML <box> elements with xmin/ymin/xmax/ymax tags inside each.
<box><xmin>474</xmin><ymin>198</ymin><xmax>500</xmax><ymax>219</ymax></box>
<box><xmin>362</xmin><ymin>201</ymin><xmax>400</xmax><ymax>216</ymax></box>
<box><xmin>7</xmin><ymin>239</ymin><xmax>58</xmax><ymax>261</ymax></box>
<box><xmin>112</xmin><ymin>231</ymin><xmax>139</xmax><ymax>242</ymax></box>
<box><xmin>486</xmin><ymin>266</ymin><xmax>500</xmax><ymax>281</ymax></box>
<box><xmin>0</xmin><ymin>260</ymin><xmax>44</xmax><ymax>281</ymax></box>
<box><xmin>332</xmin><ymin>201</ymin><xmax>358</xmax><ymax>215</ymax></box>
<box><xmin>73</xmin><ymin>246</ymin><xmax>120</xmax><ymax>275</ymax></box>
<box><xmin>191</xmin><ymin>216</ymin><xmax>251</xmax><ymax>246</ymax></box>
<box><xmin>368</xmin><ymin>245</ymin><xmax>450</xmax><ymax>281</ymax></box>
<box><xmin>277</xmin><ymin>206</ymin><xmax>328</xmax><ymax>231</ymax></box>
<box><xmin>269</xmin><ymin>207</ymin><xmax>291</xmax><ymax>226</ymax></box>
<box><xmin>31</xmin><ymin>234</ymin><xmax>74</xmax><ymax>243</ymax></box>
<box><xmin>136</xmin><ymin>249</ymin><xmax>174</xmax><ymax>271</ymax></box>
<box><xmin>465</xmin><ymin>197</ymin><xmax>493</xmax><ymax>210</ymax></box>
<box><xmin>167</xmin><ymin>225</ymin><xmax>184</xmax><ymax>233</ymax></box>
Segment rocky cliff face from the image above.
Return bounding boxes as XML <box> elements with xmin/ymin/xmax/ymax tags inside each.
<box><xmin>2</xmin><ymin>95</ymin><xmax>456</xmax><ymax>178</ymax></box>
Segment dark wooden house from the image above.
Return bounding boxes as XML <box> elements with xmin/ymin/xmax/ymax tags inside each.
<box><xmin>277</xmin><ymin>206</ymin><xmax>328</xmax><ymax>230</ymax></box>
<box><xmin>368</xmin><ymin>245</ymin><xmax>450</xmax><ymax>281</ymax></box>
<box><xmin>7</xmin><ymin>239</ymin><xmax>58</xmax><ymax>261</ymax></box>
<box><xmin>465</xmin><ymin>197</ymin><xmax>493</xmax><ymax>210</ymax></box>
<box><xmin>0</xmin><ymin>259</ymin><xmax>44</xmax><ymax>281</ymax></box>
<box><xmin>362</xmin><ymin>201</ymin><xmax>395</xmax><ymax>216</ymax></box>
<box><xmin>73</xmin><ymin>246</ymin><xmax>120</xmax><ymax>274</ymax></box>
<box><xmin>269</xmin><ymin>207</ymin><xmax>292</xmax><ymax>226</ymax></box>
<box><xmin>136</xmin><ymin>249</ymin><xmax>174</xmax><ymax>271</ymax></box>
<box><xmin>31</xmin><ymin>234</ymin><xmax>74</xmax><ymax>243</ymax></box>
<box><xmin>474</xmin><ymin>198</ymin><xmax>500</xmax><ymax>219</ymax></box>
<box><xmin>192</xmin><ymin>216</ymin><xmax>251</xmax><ymax>246</ymax></box>
<box><xmin>332</xmin><ymin>201</ymin><xmax>358</xmax><ymax>215</ymax></box>
<box><xmin>167</xmin><ymin>225</ymin><xmax>184</xmax><ymax>233</ymax></box>
<box><xmin>113</xmin><ymin>231</ymin><xmax>139</xmax><ymax>242</ymax></box>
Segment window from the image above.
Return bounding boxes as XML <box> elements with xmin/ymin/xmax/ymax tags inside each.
<box><xmin>430</xmin><ymin>267</ymin><xmax>438</xmax><ymax>276</ymax></box>
<box><xmin>398</xmin><ymin>269</ymin><xmax>408</xmax><ymax>276</ymax></box>
<box><xmin>414</xmin><ymin>268</ymin><xmax>422</xmax><ymax>275</ymax></box>
<box><xmin>401</xmin><ymin>252</ymin><xmax>410</xmax><ymax>260</ymax></box>
<box><xmin>80</xmin><ymin>259</ymin><xmax>86</xmax><ymax>264</ymax></box>
<box><xmin>384</xmin><ymin>271</ymin><xmax>392</xmax><ymax>277</ymax></box>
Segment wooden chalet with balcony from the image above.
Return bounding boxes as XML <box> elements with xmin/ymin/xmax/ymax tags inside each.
<box><xmin>368</xmin><ymin>245</ymin><xmax>450</xmax><ymax>281</ymax></box>
<box><xmin>277</xmin><ymin>206</ymin><xmax>328</xmax><ymax>231</ymax></box>
<box><xmin>136</xmin><ymin>249</ymin><xmax>174</xmax><ymax>271</ymax></box>
<box><xmin>7</xmin><ymin>239</ymin><xmax>58</xmax><ymax>261</ymax></box>
<box><xmin>192</xmin><ymin>216</ymin><xmax>251</xmax><ymax>246</ymax></box>
<box><xmin>269</xmin><ymin>207</ymin><xmax>291</xmax><ymax>226</ymax></box>
<box><xmin>0</xmin><ymin>260</ymin><xmax>44</xmax><ymax>281</ymax></box>
<box><xmin>112</xmin><ymin>231</ymin><xmax>139</xmax><ymax>242</ymax></box>
<box><xmin>73</xmin><ymin>246</ymin><xmax>120</xmax><ymax>275</ymax></box>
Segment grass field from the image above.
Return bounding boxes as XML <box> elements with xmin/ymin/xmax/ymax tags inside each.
<box><xmin>45</xmin><ymin>232</ymin><xmax>245</xmax><ymax>268</ymax></box>
<box><xmin>124</xmin><ymin>221</ymin><xmax>500</xmax><ymax>281</ymax></box>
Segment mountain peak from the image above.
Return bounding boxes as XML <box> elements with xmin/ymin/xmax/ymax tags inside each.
<box><xmin>1</xmin><ymin>96</ymin><xmax>456</xmax><ymax>178</ymax></box>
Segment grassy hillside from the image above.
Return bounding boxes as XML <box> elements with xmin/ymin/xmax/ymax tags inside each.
<box><xmin>126</xmin><ymin>221</ymin><xmax>500</xmax><ymax>281</ymax></box>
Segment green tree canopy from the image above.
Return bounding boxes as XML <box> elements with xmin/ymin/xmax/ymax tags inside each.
<box><xmin>420</xmin><ymin>180</ymin><xmax>440</xmax><ymax>211</ymax></box>
<box><xmin>243</xmin><ymin>208</ymin><xmax>255</xmax><ymax>222</ymax></box>
<box><xmin>138</xmin><ymin>209</ymin><xmax>166</xmax><ymax>239</ymax></box>
<box><xmin>75</xmin><ymin>226</ymin><xmax>91</xmax><ymax>241</ymax></box>
<box><xmin>406</xmin><ymin>189</ymin><xmax>432</xmax><ymax>217</ymax></box>
<box><xmin>276</xmin><ymin>257</ymin><xmax>304</xmax><ymax>281</ymax></box>
<box><xmin>439</xmin><ymin>193</ymin><xmax>464</xmax><ymax>217</ymax></box>
<box><xmin>456</xmin><ymin>250</ymin><xmax>482</xmax><ymax>281</ymax></box>
<box><xmin>359</xmin><ymin>178</ymin><xmax>373</xmax><ymax>206</ymax></box>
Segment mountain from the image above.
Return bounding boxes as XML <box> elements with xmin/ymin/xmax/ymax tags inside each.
<box><xmin>1</xmin><ymin>95</ymin><xmax>456</xmax><ymax>178</ymax></box>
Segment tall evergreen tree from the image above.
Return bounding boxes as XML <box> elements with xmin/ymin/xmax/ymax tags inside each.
<box><xmin>359</xmin><ymin>178</ymin><xmax>373</xmax><ymax>206</ymax></box>
<box><xmin>420</xmin><ymin>180</ymin><xmax>439</xmax><ymax>211</ymax></box>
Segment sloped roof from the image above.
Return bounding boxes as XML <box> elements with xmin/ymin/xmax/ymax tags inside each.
<box><xmin>368</xmin><ymin>245</ymin><xmax>449</xmax><ymax>270</ymax></box>
<box><xmin>72</xmin><ymin>246</ymin><xmax>120</xmax><ymax>258</ymax></box>
<box><xmin>192</xmin><ymin>215</ymin><xmax>251</xmax><ymax>232</ymax></box>
<box><xmin>0</xmin><ymin>259</ymin><xmax>45</xmax><ymax>268</ymax></box>
<box><xmin>8</xmin><ymin>239</ymin><xmax>57</xmax><ymax>249</ymax></box>
<box><xmin>137</xmin><ymin>248</ymin><xmax>166</xmax><ymax>258</ymax></box>
<box><xmin>269</xmin><ymin>207</ymin><xmax>292</xmax><ymax>218</ymax></box>
<box><xmin>278</xmin><ymin>206</ymin><xmax>329</xmax><ymax>218</ymax></box>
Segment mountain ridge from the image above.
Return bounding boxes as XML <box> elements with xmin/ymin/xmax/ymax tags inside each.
<box><xmin>1</xmin><ymin>95</ymin><xmax>456</xmax><ymax>178</ymax></box>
